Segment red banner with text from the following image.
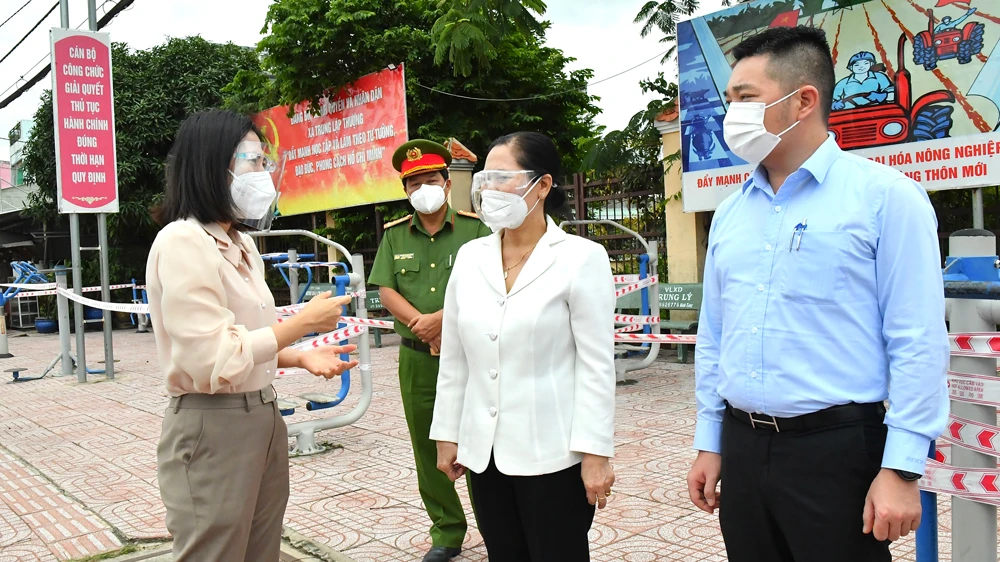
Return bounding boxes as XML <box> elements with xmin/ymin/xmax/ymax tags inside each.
<box><xmin>253</xmin><ymin>66</ymin><xmax>408</xmax><ymax>216</ymax></box>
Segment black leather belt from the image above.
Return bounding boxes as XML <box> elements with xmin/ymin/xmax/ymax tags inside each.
<box><xmin>401</xmin><ymin>337</ymin><xmax>432</xmax><ymax>354</ymax></box>
<box><xmin>726</xmin><ymin>401</ymin><xmax>885</xmax><ymax>433</ymax></box>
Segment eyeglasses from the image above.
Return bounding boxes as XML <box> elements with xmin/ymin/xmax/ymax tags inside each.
<box><xmin>234</xmin><ymin>151</ymin><xmax>277</xmax><ymax>173</ymax></box>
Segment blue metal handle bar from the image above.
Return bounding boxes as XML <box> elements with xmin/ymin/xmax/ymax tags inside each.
<box><xmin>915</xmin><ymin>441</ymin><xmax>939</xmax><ymax>562</ymax></box>
<box><xmin>4</xmin><ymin>261</ymin><xmax>51</xmax><ymax>300</ymax></box>
<box><xmin>304</xmin><ymin>274</ymin><xmax>353</xmax><ymax>411</ymax></box>
<box><xmin>301</xmin><ymin>267</ymin><xmax>313</xmax><ymax>303</ymax></box>
<box><xmin>273</xmin><ymin>262</ymin><xmax>349</xmax><ymax>303</ymax></box>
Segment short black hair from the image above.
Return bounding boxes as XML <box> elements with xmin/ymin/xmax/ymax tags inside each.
<box><xmin>732</xmin><ymin>26</ymin><xmax>835</xmax><ymax>122</ymax></box>
<box><xmin>154</xmin><ymin>109</ymin><xmax>261</xmax><ymax>225</ymax></box>
<box><xmin>488</xmin><ymin>131</ymin><xmax>573</xmax><ymax>219</ymax></box>
<box><xmin>402</xmin><ymin>168</ymin><xmax>449</xmax><ymax>188</ymax></box>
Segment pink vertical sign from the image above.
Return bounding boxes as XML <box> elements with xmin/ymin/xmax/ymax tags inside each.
<box><xmin>51</xmin><ymin>28</ymin><xmax>118</xmax><ymax>213</ymax></box>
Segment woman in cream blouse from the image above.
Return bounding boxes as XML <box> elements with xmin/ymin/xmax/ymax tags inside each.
<box><xmin>430</xmin><ymin>131</ymin><xmax>617</xmax><ymax>561</ymax></box>
<box><xmin>147</xmin><ymin>109</ymin><xmax>356</xmax><ymax>561</ymax></box>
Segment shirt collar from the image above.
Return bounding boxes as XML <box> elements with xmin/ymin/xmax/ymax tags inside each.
<box><xmin>742</xmin><ymin>132</ymin><xmax>841</xmax><ymax>194</ymax></box>
<box><xmin>188</xmin><ymin>218</ymin><xmax>252</xmax><ymax>269</ymax></box>
<box><xmin>410</xmin><ymin>206</ymin><xmax>456</xmax><ymax>235</ymax></box>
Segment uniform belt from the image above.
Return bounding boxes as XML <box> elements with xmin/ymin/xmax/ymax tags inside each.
<box><xmin>401</xmin><ymin>337</ymin><xmax>432</xmax><ymax>354</ymax></box>
<box><xmin>725</xmin><ymin>401</ymin><xmax>885</xmax><ymax>433</ymax></box>
<box><xmin>170</xmin><ymin>385</ymin><xmax>277</xmax><ymax>413</ymax></box>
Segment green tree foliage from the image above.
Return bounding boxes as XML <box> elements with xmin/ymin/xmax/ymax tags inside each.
<box><xmin>21</xmin><ymin>37</ymin><xmax>261</xmax><ymax>285</ymax></box>
<box><xmin>432</xmin><ymin>0</ymin><xmax>547</xmax><ymax>77</ymax></box>
<box><xmin>230</xmin><ymin>0</ymin><xmax>601</xmax><ymax>254</ymax></box>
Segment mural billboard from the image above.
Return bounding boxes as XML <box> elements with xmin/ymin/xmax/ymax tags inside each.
<box><xmin>253</xmin><ymin>65</ymin><xmax>408</xmax><ymax>216</ymax></box>
<box><xmin>677</xmin><ymin>0</ymin><xmax>1000</xmax><ymax>212</ymax></box>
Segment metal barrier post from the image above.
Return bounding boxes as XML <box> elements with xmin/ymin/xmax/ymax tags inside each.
<box><xmin>56</xmin><ymin>266</ymin><xmax>73</xmax><ymax>377</ymax></box>
<box><xmin>639</xmin><ymin>254</ymin><xmax>651</xmax><ymax>338</ymax></box>
<box><xmin>915</xmin><ymin>441</ymin><xmax>939</xmax><ymax>562</ymax></box>
<box><xmin>947</xmin><ymin>229</ymin><xmax>998</xmax><ymax>562</ymax></box>
<box><xmin>0</xmin><ymin>298</ymin><xmax>11</xmax><ymax>359</ymax></box>
<box><xmin>288</xmin><ymin>249</ymin><xmax>299</xmax><ymax>305</ymax></box>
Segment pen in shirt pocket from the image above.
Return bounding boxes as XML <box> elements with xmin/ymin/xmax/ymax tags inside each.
<box><xmin>788</xmin><ymin>218</ymin><xmax>807</xmax><ymax>252</ymax></box>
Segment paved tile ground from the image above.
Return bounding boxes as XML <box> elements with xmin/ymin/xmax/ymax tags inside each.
<box><xmin>0</xmin><ymin>328</ymin><xmax>993</xmax><ymax>561</ymax></box>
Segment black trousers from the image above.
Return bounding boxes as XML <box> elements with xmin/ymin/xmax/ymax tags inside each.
<box><xmin>468</xmin><ymin>455</ymin><xmax>596</xmax><ymax>562</ymax></box>
<box><xmin>720</xmin><ymin>407</ymin><xmax>892</xmax><ymax>562</ymax></box>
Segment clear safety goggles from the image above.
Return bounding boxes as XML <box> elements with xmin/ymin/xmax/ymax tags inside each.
<box><xmin>471</xmin><ymin>170</ymin><xmax>537</xmax><ymax>195</ymax></box>
<box><xmin>234</xmin><ymin>150</ymin><xmax>277</xmax><ymax>173</ymax></box>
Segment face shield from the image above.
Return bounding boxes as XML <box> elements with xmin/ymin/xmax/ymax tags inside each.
<box><xmin>231</xmin><ymin>140</ymin><xmax>287</xmax><ymax>231</ymax></box>
<box><xmin>470</xmin><ymin>169</ymin><xmax>537</xmax><ymax>217</ymax></box>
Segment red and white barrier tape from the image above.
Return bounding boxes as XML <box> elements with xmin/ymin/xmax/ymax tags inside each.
<box><xmin>13</xmin><ymin>283</ymin><xmax>134</xmax><ymax>298</ymax></box>
<box><xmin>615</xmin><ymin>324</ymin><xmax>644</xmax><ymax>334</ymax></box>
<box><xmin>614</xmin><ymin>314</ymin><xmax>661</xmax><ymax>325</ymax></box>
<box><xmin>340</xmin><ymin>316</ymin><xmax>394</xmax><ymax>329</ymax></box>
<box><xmin>56</xmin><ymin>288</ymin><xmax>150</xmax><ymax>314</ymax></box>
<box><xmin>920</xmin><ymin>459</ymin><xmax>1000</xmax><ymax>505</ymax></box>
<box><xmin>614</xmin><ymin>333</ymin><xmax>697</xmax><ymax>343</ymax></box>
<box><xmin>278</xmin><ymin>261</ymin><xmax>347</xmax><ymax>269</ymax></box>
<box><xmin>613</xmin><ymin>275</ymin><xmax>641</xmax><ymax>284</ymax></box>
<box><xmin>940</xmin><ymin>414</ymin><xmax>1000</xmax><ymax>459</ymax></box>
<box><xmin>949</xmin><ymin>333</ymin><xmax>1000</xmax><ymax>358</ymax></box>
<box><xmin>615</xmin><ymin>276</ymin><xmax>658</xmax><ymax>299</ymax></box>
<box><xmin>1</xmin><ymin>282</ymin><xmax>56</xmax><ymax>289</ymax></box>
<box><xmin>933</xmin><ymin>444</ymin><xmax>952</xmax><ymax>464</ymax></box>
<box><xmin>291</xmin><ymin>324</ymin><xmax>368</xmax><ymax>351</ymax></box>
<box><xmin>948</xmin><ymin>371</ymin><xmax>1000</xmax><ymax>408</ymax></box>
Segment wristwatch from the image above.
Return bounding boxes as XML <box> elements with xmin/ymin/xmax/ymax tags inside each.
<box><xmin>893</xmin><ymin>469</ymin><xmax>921</xmax><ymax>482</ymax></box>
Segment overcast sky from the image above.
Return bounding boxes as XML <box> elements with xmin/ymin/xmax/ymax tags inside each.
<box><xmin>0</xmin><ymin>0</ymin><xmax>729</xmax><ymax>160</ymax></box>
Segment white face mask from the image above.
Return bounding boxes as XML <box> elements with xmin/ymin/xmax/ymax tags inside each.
<box><xmin>409</xmin><ymin>184</ymin><xmax>446</xmax><ymax>215</ymax></box>
<box><xmin>478</xmin><ymin>177</ymin><xmax>541</xmax><ymax>232</ymax></box>
<box><xmin>723</xmin><ymin>89</ymin><xmax>801</xmax><ymax>164</ymax></box>
<box><xmin>230</xmin><ymin>170</ymin><xmax>277</xmax><ymax>220</ymax></box>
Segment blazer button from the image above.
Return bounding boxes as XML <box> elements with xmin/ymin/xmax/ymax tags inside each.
<box><xmin>488</xmin><ymin>369</ymin><xmax>498</xmax><ymax>379</ymax></box>
<box><xmin>488</xmin><ymin>333</ymin><xmax>497</xmax><ymax>341</ymax></box>
<box><xmin>489</xmin><ymin>407</ymin><xmax>497</xmax><ymax>417</ymax></box>
<box><xmin>260</xmin><ymin>302</ymin><xmax>265</xmax><ymax>309</ymax></box>
<box><xmin>497</xmin><ymin>298</ymin><xmax>504</xmax><ymax>306</ymax></box>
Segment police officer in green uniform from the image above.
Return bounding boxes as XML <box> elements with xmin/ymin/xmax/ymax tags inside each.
<box><xmin>368</xmin><ymin>139</ymin><xmax>491</xmax><ymax>562</ymax></box>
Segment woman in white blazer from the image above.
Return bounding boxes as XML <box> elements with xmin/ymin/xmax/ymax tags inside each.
<box><xmin>429</xmin><ymin>132</ymin><xmax>617</xmax><ymax>561</ymax></box>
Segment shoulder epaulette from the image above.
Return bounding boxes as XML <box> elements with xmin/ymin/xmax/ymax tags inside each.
<box><xmin>384</xmin><ymin>215</ymin><xmax>412</xmax><ymax>229</ymax></box>
<box><xmin>456</xmin><ymin>210</ymin><xmax>480</xmax><ymax>219</ymax></box>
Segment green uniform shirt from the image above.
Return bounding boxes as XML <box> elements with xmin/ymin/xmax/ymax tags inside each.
<box><xmin>369</xmin><ymin>206</ymin><xmax>492</xmax><ymax>341</ymax></box>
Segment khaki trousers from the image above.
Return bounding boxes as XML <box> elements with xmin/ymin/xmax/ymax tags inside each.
<box><xmin>158</xmin><ymin>386</ymin><xmax>289</xmax><ymax>562</ymax></box>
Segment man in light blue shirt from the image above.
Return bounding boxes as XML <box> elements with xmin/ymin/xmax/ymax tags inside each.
<box><xmin>687</xmin><ymin>26</ymin><xmax>949</xmax><ymax>562</ymax></box>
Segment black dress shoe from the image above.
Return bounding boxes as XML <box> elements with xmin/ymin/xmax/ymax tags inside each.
<box><xmin>422</xmin><ymin>546</ymin><xmax>462</xmax><ymax>562</ymax></box>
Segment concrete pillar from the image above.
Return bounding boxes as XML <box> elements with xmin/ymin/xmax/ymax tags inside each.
<box><xmin>445</xmin><ymin>138</ymin><xmax>478</xmax><ymax>213</ymax></box>
<box><xmin>656</xmin><ymin>111</ymin><xmax>708</xmax><ymax>323</ymax></box>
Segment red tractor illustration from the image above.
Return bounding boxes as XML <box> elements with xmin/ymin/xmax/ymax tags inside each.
<box><xmin>913</xmin><ymin>8</ymin><xmax>985</xmax><ymax>70</ymax></box>
<box><xmin>828</xmin><ymin>34</ymin><xmax>955</xmax><ymax>151</ymax></box>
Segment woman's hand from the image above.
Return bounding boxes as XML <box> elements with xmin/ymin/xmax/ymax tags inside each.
<box><xmin>436</xmin><ymin>441</ymin><xmax>466</xmax><ymax>481</ymax></box>
<box><xmin>582</xmin><ymin>454</ymin><xmax>615</xmax><ymax>509</ymax></box>
<box><xmin>299</xmin><ymin>345</ymin><xmax>358</xmax><ymax>378</ymax></box>
<box><xmin>298</xmin><ymin>292</ymin><xmax>352</xmax><ymax>333</ymax></box>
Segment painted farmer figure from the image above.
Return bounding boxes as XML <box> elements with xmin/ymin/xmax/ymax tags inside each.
<box><xmin>831</xmin><ymin>52</ymin><xmax>894</xmax><ymax>111</ymax></box>
<box><xmin>369</xmin><ymin>139</ymin><xmax>491</xmax><ymax>562</ymax></box>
